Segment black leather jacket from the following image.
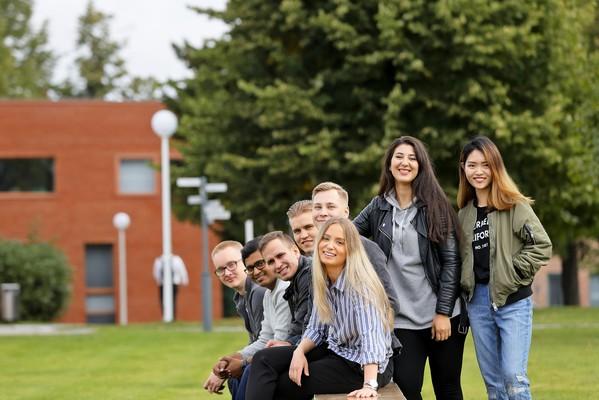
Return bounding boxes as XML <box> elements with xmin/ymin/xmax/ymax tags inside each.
<box><xmin>353</xmin><ymin>196</ymin><xmax>461</xmax><ymax>316</ymax></box>
<box><xmin>283</xmin><ymin>255</ymin><xmax>312</xmax><ymax>345</ymax></box>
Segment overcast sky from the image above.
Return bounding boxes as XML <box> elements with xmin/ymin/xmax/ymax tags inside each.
<box><xmin>32</xmin><ymin>0</ymin><xmax>228</xmax><ymax>82</ymax></box>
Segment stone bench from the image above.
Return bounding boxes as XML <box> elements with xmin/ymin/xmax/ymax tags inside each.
<box><xmin>314</xmin><ymin>384</ymin><xmax>406</xmax><ymax>399</ymax></box>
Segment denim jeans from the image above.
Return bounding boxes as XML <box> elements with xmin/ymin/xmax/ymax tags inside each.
<box><xmin>468</xmin><ymin>284</ymin><xmax>532</xmax><ymax>400</ymax></box>
<box><xmin>228</xmin><ymin>365</ymin><xmax>251</xmax><ymax>400</ymax></box>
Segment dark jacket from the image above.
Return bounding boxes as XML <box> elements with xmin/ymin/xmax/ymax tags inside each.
<box><xmin>360</xmin><ymin>236</ymin><xmax>400</xmax><ymax>317</ymax></box>
<box><xmin>354</xmin><ymin>196</ymin><xmax>461</xmax><ymax>316</ymax></box>
<box><xmin>234</xmin><ymin>277</ymin><xmax>267</xmax><ymax>343</ymax></box>
<box><xmin>283</xmin><ymin>255</ymin><xmax>313</xmax><ymax>345</ymax></box>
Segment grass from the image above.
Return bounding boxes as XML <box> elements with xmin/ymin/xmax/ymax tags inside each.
<box><xmin>1</xmin><ymin>308</ymin><xmax>598</xmax><ymax>399</ymax></box>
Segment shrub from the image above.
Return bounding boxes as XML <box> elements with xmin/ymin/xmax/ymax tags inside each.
<box><xmin>0</xmin><ymin>238</ymin><xmax>71</xmax><ymax>321</ymax></box>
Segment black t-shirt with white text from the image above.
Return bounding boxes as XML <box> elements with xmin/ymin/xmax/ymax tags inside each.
<box><xmin>472</xmin><ymin>205</ymin><xmax>490</xmax><ymax>284</ymax></box>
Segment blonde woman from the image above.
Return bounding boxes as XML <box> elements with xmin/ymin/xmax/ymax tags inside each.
<box><xmin>458</xmin><ymin>136</ymin><xmax>552</xmax><ymax>399</ymax></box>
<box><xmin>247</xmin><ymin>217</ymin><xmax>393</xmax><ymax>399</ymax></box>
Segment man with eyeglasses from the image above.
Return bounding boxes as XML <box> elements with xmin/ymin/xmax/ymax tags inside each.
<box><xmin>203</xmin><ymin>240</ymin><xmax>266</xmax><ymax>395</ymax></box>
<box><xmin>209</xmin><ymin>236</ymin><xmax>292</xmax><ymax>400</ymax></box>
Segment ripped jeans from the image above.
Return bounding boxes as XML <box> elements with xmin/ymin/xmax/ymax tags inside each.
<box><xmin>468</xmin><ymin>284</ymin><xmax>532</xmax><ymax>400</ymax></box>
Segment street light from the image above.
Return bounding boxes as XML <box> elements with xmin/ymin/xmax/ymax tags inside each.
<box><xmin>151</xmin><ymin>109</ymin><xmax>177</xmax><ymax>323</ymax></box>
<box><xmin>113</xmin><ymin>212</ymin><xmax>131</xmax><ymax>326</ymax></box>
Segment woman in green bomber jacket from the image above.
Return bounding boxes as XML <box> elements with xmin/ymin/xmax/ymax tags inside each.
<box><xmin>457</xmin><ymin>136</ymin><xmax>552</xmax><ymax>400</ymax></box>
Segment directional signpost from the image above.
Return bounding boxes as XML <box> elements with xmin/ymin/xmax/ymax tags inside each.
<box><xmin>176</xmin><ymin>176</ymin><xmax>230</xmax><ymax>332</ymax></box>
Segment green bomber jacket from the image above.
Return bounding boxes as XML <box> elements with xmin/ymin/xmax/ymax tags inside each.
<box><xmin>459</xmin><ymin>200</ymin><xmax>552</xmax><ymax>308</ymax></box>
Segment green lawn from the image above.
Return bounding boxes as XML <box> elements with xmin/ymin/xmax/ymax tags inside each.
<box><xmin>1</xmin><ymin>308</ymin><xmax>598</xmax><ymax>399</ymax></box>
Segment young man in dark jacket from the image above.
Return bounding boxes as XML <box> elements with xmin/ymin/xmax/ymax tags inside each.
<box><xmin>245</xmin><ymin>231</ymin><xmax>313</xmax><ymax>398</ymax></box>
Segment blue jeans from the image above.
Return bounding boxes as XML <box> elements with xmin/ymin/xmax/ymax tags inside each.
<box><xmin>228</xmin><ymin>365</ymin><xmax>251</xmax><ymax>400</ymax></box>
<box><xmin>468</xmin><ymin>284</ymin><xmax>532</xmax><ymax>400</ymax></box>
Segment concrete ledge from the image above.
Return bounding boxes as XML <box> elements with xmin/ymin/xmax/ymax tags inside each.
<box><xmin>314</xmin><ymin>384</ymin><xmax>406</xmax><ymax>399</ymax></box>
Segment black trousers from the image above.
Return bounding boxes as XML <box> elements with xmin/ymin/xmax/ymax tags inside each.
<box><xmin>393</xmin><ymin>315</ymin><xmax>466</xmax><ymax>400</ymax></box>
<box><xmin>246</xmin><ymin>345</ymin><xmax>393</xmax><ymax>400</ymax></box>
<box><xmin>158</xmin><ymin>284</ymin><xmax>179</xmax><ymax>320</ymax></box>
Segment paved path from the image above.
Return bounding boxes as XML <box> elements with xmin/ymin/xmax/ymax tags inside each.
<box><xmin>0</xmin><ymin>324</ymin><xmax>95</xmax><ymax>336</ymax></box>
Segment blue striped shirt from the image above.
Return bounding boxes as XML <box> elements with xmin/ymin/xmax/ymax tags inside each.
<box><xmin>303</xmin><ymin>269</ymin><xmax>393</xmax><ymax>373</ymax></box>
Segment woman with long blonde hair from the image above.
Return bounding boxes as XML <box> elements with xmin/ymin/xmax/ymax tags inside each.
<box><xmin>458</xmin><ymin>136</ymin><xmax>552</xmax><ymax>400</ymax></box>
<box><xmin>261</xmin><ymin>217</ymin><xmax>393</xmax><ymax>399</ymax></box>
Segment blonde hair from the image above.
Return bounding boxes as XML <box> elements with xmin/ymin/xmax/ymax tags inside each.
<box><xmin>258</xmin><ymin>231</ymin><xmax>297</xmax><ymax>252</ymax></box>
<box><xmin>211</xmin><ymin>240</ymin><xmax>243</xmax><ymax>259</ymax></box>
<box><xmin>286</xmin><ymin>200</ymin><xmax>313</xmax><ymax>219</ymax></box>
<box><xmin>311</xmin><ymin>182</ymin><xmax>349</xmax><ymax>206</ymax></box>
<box><xmin>458</xmin><ymin>136</ymin><xmax>532</xmax><ymax>210</ymax></box>
<box><xmin>312</xmin><ymin>217</ymin><xmax>393</xmax><ymax>331</ymax></box>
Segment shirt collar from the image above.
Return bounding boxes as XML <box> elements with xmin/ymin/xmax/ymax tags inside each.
<box><xmin>328</xmin><ymin>267</ymin><xmax>347</xmax><ymax>293</ymax></box>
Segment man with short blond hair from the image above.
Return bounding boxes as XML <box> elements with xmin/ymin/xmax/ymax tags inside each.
<box><xmin>287</xmin><ymin>200</ymin><xmax>317</xmax><ymax>255</ymax></box>
<box><xmin>312</xmin><ymin>181</ymin><xmax>349</xmax><ymax>204</ymax></box>
<box><xmin>211</xmin><ymin>240</ymin><xmax>242</xmax><ymax>259</ymax></box>
<box><xmin>209</xmin><ymin>236</ymin><xmax>292</xmax><ymax>400</ymax></box>
<box><xmin>203</xmin><ymin>240</ymin><xmax>266</xmax><ymax>395</ymax></box>
<box><xmin>312</xmin><ymin>181</ymin><xmax>400</xmax><ymax>318</ymax></box>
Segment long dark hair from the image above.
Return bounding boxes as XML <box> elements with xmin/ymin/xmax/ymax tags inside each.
<box><xmin>378</xmin><ymin>136</ymin><xmax>458</xmax><ymax>243</ymax></box>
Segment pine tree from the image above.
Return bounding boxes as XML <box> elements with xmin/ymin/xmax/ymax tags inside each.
<box><xmin>0</xmin><ymin>0</ymin><xmax>54</xmax><ymax>98</ymax></box>
<box><xmin>60</xmin><ymin>0</ymin><xmax>127</xmax><ymax>99</ymax></box>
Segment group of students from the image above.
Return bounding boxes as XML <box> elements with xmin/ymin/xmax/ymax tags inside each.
<box><xmin>202</xmin><ymin>136</ymin><xmax>552</xmax><ymax>400</ymax></box>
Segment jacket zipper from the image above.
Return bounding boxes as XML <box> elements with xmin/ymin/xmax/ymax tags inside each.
<box><xmin>488</xmin><ymin>211</ymin><xmax>498</xmax><ymax>311</ymax></box>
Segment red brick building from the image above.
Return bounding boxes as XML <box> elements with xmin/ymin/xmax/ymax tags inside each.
<box><xmin>0</xmin><ymin>101</ymin><xmax>223</xmax><ymax>323</ymax></box>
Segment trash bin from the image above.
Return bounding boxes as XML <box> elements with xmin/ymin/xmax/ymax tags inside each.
<box><xmin>1</xmin><ymin>283</ymin><xmax>20</xmax><ymax>322</ymax></box>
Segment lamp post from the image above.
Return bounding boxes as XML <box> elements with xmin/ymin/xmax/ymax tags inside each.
<box><xmin>177</xmin><ymin>177</ymin><xmax>229</xmax><ymax>332</ymax></box>
<box><xmin>151</xmin><ymin>109</ymin><xmax>177</xmax><ymax>323</ymax></box>
<box><xmin>113</xmin><ymin>212</ymin><xmax>131</xmax><ymax>326</ymax></box>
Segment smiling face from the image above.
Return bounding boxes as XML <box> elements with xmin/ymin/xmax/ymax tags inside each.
<box><xmin>244</xmin><ymin>250</ymin><xmax>276</xmax><ymax>289</ymax></box>
<box><xmin>289</xmin><ymin>211</ymin><xmax>318</xmax><ymax>254</ymax></box>
<box><xmin>312</xmin><ymin>189</ymin><xmax>349</xmax><ymax>228</ymax></box>
<box><xmin>389</xmin><ymin>143</ymin><xmax>419</xmax><ymax>187</ymax></box>
<box><xmin>464</xmin><ymin>149</ymin><xmax>492</xmax><ymax>194</ymax></box>
<box><xmin>261</xmin><ymin>238</ymin><xmax>301</xmax><ymax>281</ymax></box>
<box><xmin>318</xmin><ymin>223</ymin><xmax>347</xmax><ymax>270</ymax></box>
<box><xmin>212</xmin><ymin>246</ymin><xmax>246</xmax><ymax>291</ymax></box>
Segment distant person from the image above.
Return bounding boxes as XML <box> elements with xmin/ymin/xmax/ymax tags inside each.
<box><xmin>203</xmin><ymin>240</ymin><xmax>266</xmax><ymax>395</ymax></box>
<box><xmin>152</xmin><ymin>254</ymin><xmax>189</xmax><ymax>320</ymax></box>
<box><xmin>287</xmin><ymin>200</ymin><xmax>318</xmax><ymax>255</ymax></box>
<box><xmin>457</xmin><ymin>136</ymin><xmax>551</xmax><ymax>400</ymax></box>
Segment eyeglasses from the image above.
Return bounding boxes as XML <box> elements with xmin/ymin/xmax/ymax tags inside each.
<box><xmin>245</xmin><ymin>259</ymin><xmax>266</xmax><ymax>274</ymax></box>
<box><xmin>215</xmin><ymin>259</ymin><xmax>241</xmax><ymax>276</ymax></box>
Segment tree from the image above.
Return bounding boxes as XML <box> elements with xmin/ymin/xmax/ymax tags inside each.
<box><xmin>171</xmin><ymin>0</ymin><xmax>599</xmax><ymax>269</ymax></box>
<box><xmin>0</xmin><ymin>0</ymin><xmax>54</xmax><ymax>98</ymax></box>
<box><xmin>59</xmin><ymin>0</ymin><xmax>127</xmax><ymax>99</ymax></box>
<box><xmin>0</xmin><ymin>237</ymin><xmax>71</xmax><ymax>321</ymax></box>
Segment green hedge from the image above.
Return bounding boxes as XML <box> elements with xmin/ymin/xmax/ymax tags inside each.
<box><xmin>0</xmin><ymin>238</ymin><xmax>71</xmax><ymax>321</ymax></box>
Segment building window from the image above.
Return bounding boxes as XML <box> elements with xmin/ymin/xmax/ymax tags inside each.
<box><xmin>548</xmin><ymin>273</ymin><xmax>564</xmax><ymax>306</ymax></box>
<box><xmin>119</xmin><ymin>159</ymin><xmax>155</xmax><ymax>194</ymax></box>
<box><xmin>0</xmin><ymin>158</ymin><xmax>54</xmax><ymax>192</ymax></box>
<box><xmin>85</xmin><ymin>244</ymin><xmax>115</xmax><ymax>323</ymax></box>
<box><xmin>590</xmin><ymin>275</ymin><xmax>599</xmax><ymax>307</ymax></box>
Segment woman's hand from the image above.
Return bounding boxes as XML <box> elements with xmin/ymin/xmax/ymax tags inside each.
<box><xmin>431</xmin><ymin>313</ymin><xmax>451</xmax><ymax>341</ymax></box>
<box><xmin>288</xmin><ymin>348</ymin><xmax>309</xmax><ymax>386</ymax></box>
<box><xmin>347</xmin><ymin>386</ymin><xmax>378</xmax><ymax>398</ymax></box>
